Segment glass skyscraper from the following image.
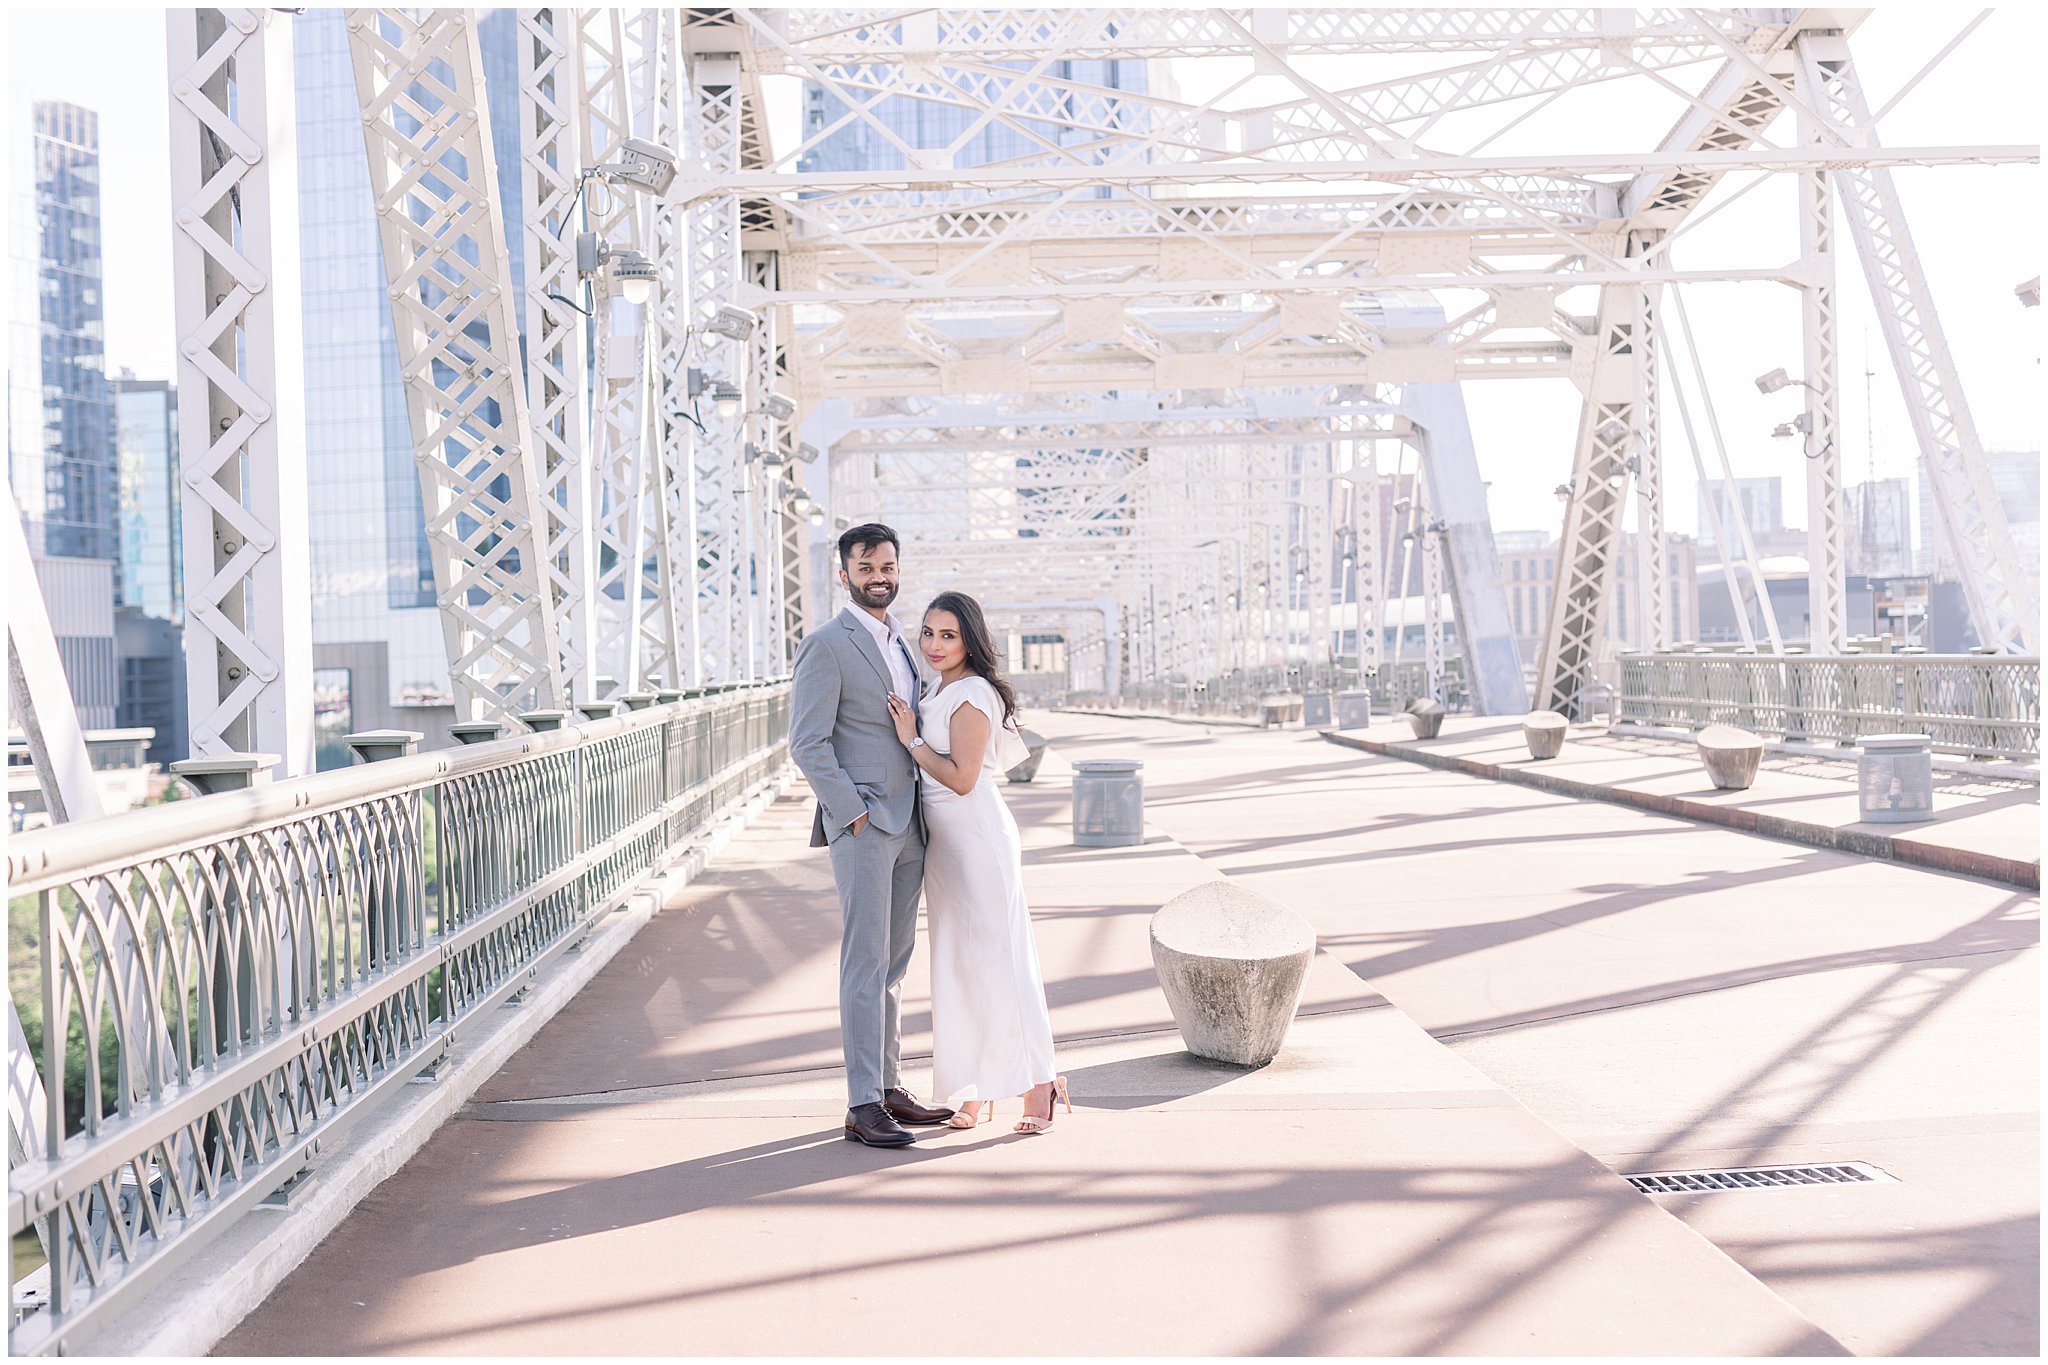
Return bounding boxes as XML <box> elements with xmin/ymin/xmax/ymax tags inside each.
<box><xmin>29</xmin><ymin>101</ymin><xmax>115</xmax><ymax>562</ymax></box>
<box><xmin>8</xmin><ymin>100</ymin><xmax>119</xmax><ymax>729</ymax></box>
<box><xmin>113</xmin><ymin>373</ymin><xmax>180</xmax><ymax>623</ymax></box>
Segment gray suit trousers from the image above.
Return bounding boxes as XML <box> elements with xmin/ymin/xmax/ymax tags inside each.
<box><xmin>829</xmin><ymin>814</ymin><xmax>927</xmax><ymax>1106</ymax></box>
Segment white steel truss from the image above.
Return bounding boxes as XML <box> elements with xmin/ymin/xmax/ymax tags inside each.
<box><xmin>166</xmin><ymin>8</ymin><xmax>315</xmax><ymax>774</ymax></box>
<box><xmin>1795</xmin><ymin>31</ymin><xmax>2037</xmax><ymax>654</ymax></box>
<box><xmin>517</xmin><ymin>6</ymin><xmax>596</xmax><ymax>697</ymax></box>
<box><xmin>253</xmin><ymin>7</ymin><xmax>2028</xmax><ymax>732</ymax></box>
<box><xmin>346</xmin><ymin>8</ymin><xmax>562</xmax><ymax>722</ymax></box>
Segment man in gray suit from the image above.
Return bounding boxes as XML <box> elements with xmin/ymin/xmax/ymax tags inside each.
<box><xmin>789</xmin><ymin>523</ymin><xmax>956</xmax><ymax>1146</ymax></box>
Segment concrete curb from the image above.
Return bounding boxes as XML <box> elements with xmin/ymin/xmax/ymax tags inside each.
<box><xmin>1056</xmin><ymin>706</ymin><xmax>1267</xmax><ymax>730</ymax></box>
<box><xmin>90</xmin><ymin>770</ymin><xmax>796</xmax><ymax>1357</ymax></box>
<box><xmin>1319</xmin><ymin>731</ymin><xmax>2039</xmax><ymax>892</ymax></box>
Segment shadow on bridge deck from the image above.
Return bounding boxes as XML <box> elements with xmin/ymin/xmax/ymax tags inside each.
<box><xmin>216</xmin><ymin>713</ymin><xmax>2035</xmax><ymax>1357</ymax></box>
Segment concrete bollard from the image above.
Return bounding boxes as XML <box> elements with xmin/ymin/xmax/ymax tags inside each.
<box><xmin>1006</xmin><ymin>728</ymin><xmax>1048</xmax><ymax>784</ymax></box>
<box><xmin>1150</xmin><ymin>881</ymin><xmax>1316</xmax><ymax>1067</ymax></box>
<box><xmin>1521</xmin><ymin>710</ymin><xmax>1567</xmax><ymax>760</ymax></box>
<box><xmin>1404</xmin><ymin>698</ymin><xmax>1447</xmax><ymax>740</ymax></box>
<box><xmin>1695</xmin><ymin>724</ymin><xmax>1764</xmax><ymax>790</ymax></box>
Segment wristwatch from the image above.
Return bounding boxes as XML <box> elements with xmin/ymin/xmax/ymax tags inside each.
<box><xmin>909</xmin><ymin>736</ymin><xmax>927</xmax><ymax>749</ymax></box>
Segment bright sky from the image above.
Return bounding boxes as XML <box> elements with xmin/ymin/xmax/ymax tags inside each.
<box><xmin>6</xmin><ymin>7</ymin><xmax>2039</xmax><ymax>544</ymax></box>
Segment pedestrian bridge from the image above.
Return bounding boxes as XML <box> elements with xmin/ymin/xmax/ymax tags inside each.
<box><xmin>9</xmin><ymin>705</ymin><xmax>2036</xmax><ymax>1355</ymax></box>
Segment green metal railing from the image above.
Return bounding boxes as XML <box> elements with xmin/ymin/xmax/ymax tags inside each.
<box><xmin>6</xmin><ymin>683</ymin><xmax>790</xmax><ymax>1353</ymax></box>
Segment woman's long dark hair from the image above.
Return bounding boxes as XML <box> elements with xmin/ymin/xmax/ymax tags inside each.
<box><xmin>924</xmin><ymin>591</ymin><xmax>1020</xmax><ymax>728</ymax></box>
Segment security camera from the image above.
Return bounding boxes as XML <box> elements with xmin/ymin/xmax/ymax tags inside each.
<box><xmin>705</xmin><ymin>304</ymin><xmax>759</xmax><ymax>341</ymax></box>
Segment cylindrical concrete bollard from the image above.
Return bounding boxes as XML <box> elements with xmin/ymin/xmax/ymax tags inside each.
<box><xmin>1150</xmin><ymin>881</ymin><xmax>1316</xmax><ymax>1067</ymax></box>
<box><xmin>1521</xmin><ymin>710</ymin><xmax>1567</xmax><ymax>760</ymax></box>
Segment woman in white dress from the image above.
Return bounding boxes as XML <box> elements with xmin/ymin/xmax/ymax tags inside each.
<box><xmin>885</xmin><ymin>591</ymin><xmax>1069</xmax><ymax>1134</ymax></box>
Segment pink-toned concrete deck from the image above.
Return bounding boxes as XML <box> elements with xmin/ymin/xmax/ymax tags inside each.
<box><xmin>218</xmin><ymin>715</ymin><xmax>2035</xmax><ymax>1357</ymax></box>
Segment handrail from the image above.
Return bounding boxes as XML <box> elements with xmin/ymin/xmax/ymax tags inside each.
<box><xmin>1613</xmin><ymin>653</ymin><xmax>2039</xmax><ymax>762</ymax></box>
<box><xmin>5</xmin><ymin>682</ymin><xmax>791</xmax><ymax>1354</ymax></box>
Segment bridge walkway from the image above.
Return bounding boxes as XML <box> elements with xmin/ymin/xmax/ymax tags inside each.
<box><xmin>218</xmin><ymin>715</ymin><xmax>2036</xmax><ymax>1356</ymax></box>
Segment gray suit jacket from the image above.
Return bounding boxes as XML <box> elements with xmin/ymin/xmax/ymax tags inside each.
<box><xmin>789</xmin><ymin>607</ymin><xmax>930</xmax><ymax>848</ymax></box>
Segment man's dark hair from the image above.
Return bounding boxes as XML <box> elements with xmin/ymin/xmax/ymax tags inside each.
<box><xmin>837</xmin><ymin>522</ymin><xmax>900</xmax><ymax>568</ymax></box>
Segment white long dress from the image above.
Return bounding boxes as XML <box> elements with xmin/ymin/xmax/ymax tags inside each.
<box><xmin>919</xmin><ymin>676</ymin><xmax>1057</xmax><ymax>1105</ymax></box>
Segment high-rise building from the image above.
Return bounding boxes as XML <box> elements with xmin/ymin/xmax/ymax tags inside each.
<box><xmin>28</xmin><ymin>102</ymin><xmax>116</xmax><ymax>562</ymax></box>
<box><xmin>290</xmin><ymin>11</ymin><xmax>525</xmax><ymax>762</ymax></box>
<box><xmin>8</xmin><ymin>100</ymin><xmax>119</xmax><ymax>728</ymax></box>
<box><xmin>1494</xmin><ymin>531</ymin><xmax>1700</xmax><ymax>658</ymax></box>
<box><xmin>1845</xmin><ymin>475</ymin><xmax>1911</xmax><ymax>579</ymax></box>
<box><xmin>1916</xmin><ymin>449</ymin><xmax>2041</xmax><ymax>589</ymax></box>
<box><xmin>113</xmin><ymin>372</ymin><xmax>181</xmax><ymax>623</ymax></box>
<box><xmin>111</xmin><ymin>372</ymin><xmax>187</xmax><ymax>767</ymax></box>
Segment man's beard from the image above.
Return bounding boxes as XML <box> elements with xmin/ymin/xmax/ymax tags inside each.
<box><xmin>855</xmin><ymin>580</ymin><xmax>898</xmax><ymax>608</ymax></box>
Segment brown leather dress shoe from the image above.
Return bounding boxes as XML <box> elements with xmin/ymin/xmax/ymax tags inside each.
<box><xmin>881</xmin><ymin>1087</ymin><xmax>956</xmax><ymax>1126</ymax></box>
<box><xmin>844</xmin><ymin>1102</ymin><xmax>915</xmax><ymax>1147</ymax></box>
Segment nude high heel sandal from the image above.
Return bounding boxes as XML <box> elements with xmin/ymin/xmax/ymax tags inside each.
<box><xmin>1013</xmin><ymin>1076</ymin><xmax>1069</xmax><ymax>1135</ymax></box>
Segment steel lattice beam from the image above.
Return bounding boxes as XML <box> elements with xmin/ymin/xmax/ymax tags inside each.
<box><xmin>1796</xmin><ymin>32</ymin><xmax>2037</xmax><ymax>653</ymax></box>
<box><xmin>167</xmin><ymin>8</ymin><xmax>314</xmax><ymax>773</ymax></box>
<box><xmin>346</xmin><ymin>7</ymin><xmax>562</xmax><ymax>721</ymax></box>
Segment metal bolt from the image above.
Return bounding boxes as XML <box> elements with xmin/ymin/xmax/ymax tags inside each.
<box><xmin>226</xmin><ymin>666</ymin><xmax>245</xmax><ymax>681</ymax></box>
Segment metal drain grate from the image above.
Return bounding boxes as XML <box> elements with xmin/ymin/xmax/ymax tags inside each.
<box><xmin>1624</xmin><ymin>1161</ymin><xmax>1896</xmax><ymax>1194</ymax></box>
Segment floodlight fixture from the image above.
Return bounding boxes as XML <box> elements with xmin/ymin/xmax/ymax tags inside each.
<box><xmin>2018</xmin><ymin>277</ymin><xmax>2040</xmax><ymax>308</ymax></box>
<box><xmin>1554</xmin><ymin>483</ymin><xmax>1573</xmax><ymax>503</ymax></box>
<box><xmin>761</xmin><ymin>391</ymin><xmax>797</xmax><ymax>422</ymax></box>
<box><xmin>788</xmin><ymin>487</ymin><xmax>813</xmax><ymax>515</ymax></box>
<box><xmin>807</xmin><ymin>505</ymin><xmax>827</xmax><ymax>527</ymax></box>
<box><xmin>704</xmin><ymin>304</ymin><xmax>759</xmax><ymax>341</ymax></box>
<box><xmin>608</xmin><ymin>249</ymin><xmax>658</xmax><ymax>305</ymax></box>
<box><xmin>589</xmin><ymin>137</ymin><xmax>678</xmax><ymax>195</ymax></box>
<box><xmin>1594</xmin><ymin>417</ymin><xmax>1630</xmax><ymax>446</ymax></box>
<box><xmin>794</xmin><ymin>441</ymin><xmax>820</xmax><ymax>464</ymax></box>
<box><xmin>709</xmin><ymin>380</ymin><xmax>742</xmax><ymax>418</ymax></box>
<box><xmin>1771</xmin><ymin>411</ymin><xmax>1814</xmax><ymax>440</ymax></box>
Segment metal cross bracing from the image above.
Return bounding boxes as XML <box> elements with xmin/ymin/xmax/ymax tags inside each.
<box><xmin>166</xmin><ymin>8</ymin><xmax>315</xmax><ymax>775</ymax></box>
<box><xmin>518</xmin><ymin>7</ymin><xmax>599</xmax><ymax>698</ymax></box>
<box><xmin>136</xmin><ymin>7</ymin><xmax>2037</xmax><ymax>766</ymax></box>
<box><xmin>700</xmin><ymin>6</ymin><xmax>2036</xmax><ymax>718</ymax></box>
<box><xmin>344</xmin><ymin>8</ymin><xmax>563</xmax><ymax>723</ymax></box>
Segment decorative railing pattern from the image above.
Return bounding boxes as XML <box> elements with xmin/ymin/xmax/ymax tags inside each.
<box><xmin>1103</xmin><ymin>658</ymin><xmax>1468</xmax><ymax>720</ymax></box>
<box><xmin>5</xmin><ymin>684</ymin><xmax>790</xmax><ymax>1354</ymax></box>
<box><xmin>1613</xmin><ymin>653</ymin><xmax>2038</xmax><ymax>761</ymax></box>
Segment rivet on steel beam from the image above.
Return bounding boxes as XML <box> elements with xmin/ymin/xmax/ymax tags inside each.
<box><xmin>248</xmin><ymin>272</ymin><xmax>266</xmax><ymax>293</ymax></box>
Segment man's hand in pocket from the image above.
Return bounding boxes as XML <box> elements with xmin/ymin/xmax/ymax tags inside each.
<box><xmin>848</xmin><ymin>811</ymin><xmax>870</xmax><ymax>836</ymax></box>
